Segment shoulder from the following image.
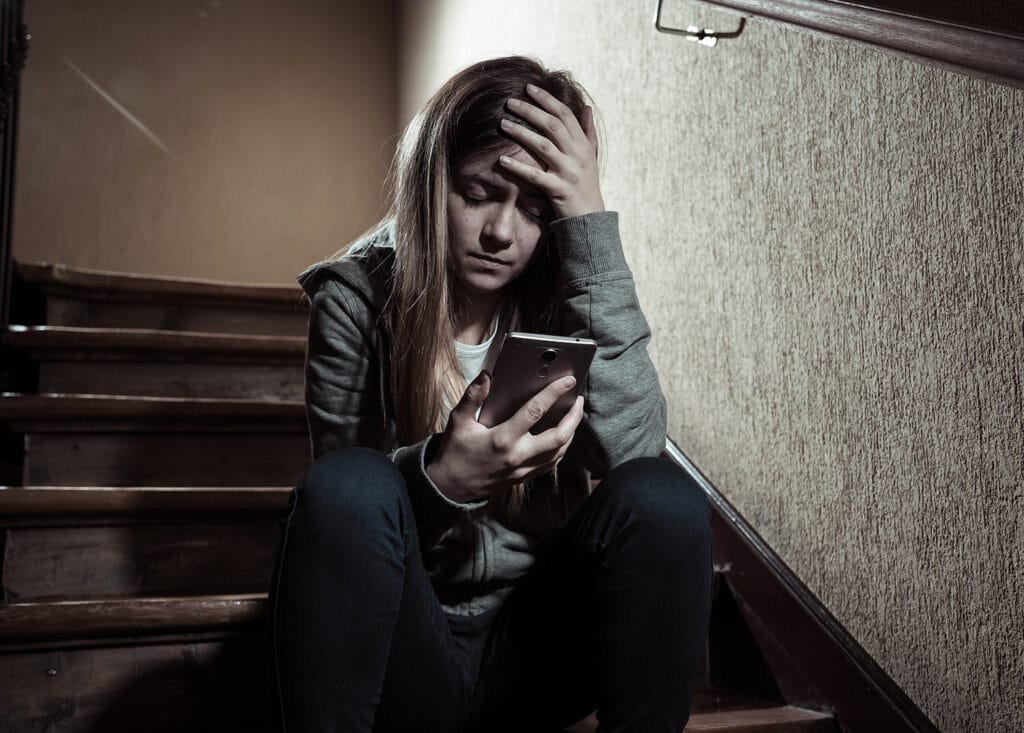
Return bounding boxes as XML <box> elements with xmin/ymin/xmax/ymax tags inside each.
<box><xmin>298</xmin><ymin>224</ymin><xmax>396</xmax><ymax>312</ymax></box>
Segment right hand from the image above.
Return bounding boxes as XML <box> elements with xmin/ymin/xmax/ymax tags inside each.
<box><xmin>426</xmin><ymin>371</ymin><xmax>585</xmax><ymax>503</ymax></box>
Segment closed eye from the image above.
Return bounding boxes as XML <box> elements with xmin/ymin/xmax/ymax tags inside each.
<box><xmin>462</xmin><ymin>192</ymin><xmax>488</xmax><ymax>206</ymax></box>
<box><xmin>520</xmin><ymin>201</ymin><xmax>552</xmax><ymax>221</ymax></box>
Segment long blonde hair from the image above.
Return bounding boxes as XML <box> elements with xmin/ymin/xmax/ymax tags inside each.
<box><xmin>351</xmin><ymin>57</ymin><xmax>592</xmax><ymax>445</ymax></box>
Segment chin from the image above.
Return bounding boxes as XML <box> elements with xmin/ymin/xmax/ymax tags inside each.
<box><xmin>463</xmin><ymin>276</ymin><xmax>510</xmax><ymax>296</ymax></box>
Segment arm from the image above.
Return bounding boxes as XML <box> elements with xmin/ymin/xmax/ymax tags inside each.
<box><xmin>553</xmin><ymin>212</ymin><xmax>668</xmax><ymax>475</ymax></box>
<box><xmin>307</xmin><ymin>271</ymin><xmax>585</xmax><ymax>528</ymax></box>
<box><xmin>498</xmin><ymin>86</ymin><xmax>667</xmax><ymax>475</ymax></box>
<box><xmin>304</xmin><ymin>275</ymin><xmax>487</xmax><ymax>546</ymax></box>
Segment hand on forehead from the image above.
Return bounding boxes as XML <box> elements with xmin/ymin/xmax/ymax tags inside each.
<box><xmin>493</xmin><ymin>84</ymin><xmax>604</xmax><ymax>220</ymax></box>
<box><xmin>457</xmin><ymin>144</ymin><xmax>548</xmax><ymax>196</ymax></box>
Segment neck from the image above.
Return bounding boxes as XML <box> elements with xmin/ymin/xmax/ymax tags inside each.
<box><xmin>455</xmin><ymin>290</ymin><xmax>504</xmax><ymax>345</ymax></box>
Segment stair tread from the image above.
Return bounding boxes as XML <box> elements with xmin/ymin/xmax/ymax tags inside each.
<box><xmin>0</xmin><ymin>393</ymin><xmax>306</xmax><ymax>430</ymax></box>
<box><xmin>0</xmin><ymin>593</ymin><xmax>266</xmax><ymax>643</ymax></box>
<box><xmin>567</xmin><ymin>705</ymin><xmax>832</xmax><ymax>732</ymax></box>
<box><xmin>6</xmin><ymin>324</ymin><xmax>306</xmax><ymax>360</ymax></box>
<box><xmin>685</xmin><ymin>705</ymin><xmax>833</xmax><ymax>730</ymax></box>
<box><xmin>17</xmin><ymin>261</ymin><xmax>304</xmax><ymax>308</ymax></box>
<box><xmin>0</xmin><ymin>485</ymin><xmax>291</xmax><ymax>519</ymax></box>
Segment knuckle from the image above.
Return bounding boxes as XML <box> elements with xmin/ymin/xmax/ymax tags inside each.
<box><xmin>538</xmin><ymin>139</ymin><xmax>553</xmax><ymax>154</ymax></box>
<box><xmin>525</xmin><ymin>400</ymin><xmax>546</xmax><ymax>422</ymax></box>
<box><xmin>504</xmin><ymin>447</ymin><xmax>524</xmax><ymax>470</ymax></box>
<box><xmin>490</xmin><ymin>433</ymin><xmax>511</xmax><ymax>454</ymax></box>
<box><xmin>545</xmin><ymin>117</ymin><xmax>561</xmax><ymax>133</ymax></box>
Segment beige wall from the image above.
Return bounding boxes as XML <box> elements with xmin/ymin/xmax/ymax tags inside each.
<box><xmin>14</xmin><ymin>0</ymin><xmax>398</xmax><ymax>284</ymax></box>
<box><xmin>398</xmin><ymin>2</ymin><xmax>1023</xmax><ymax>731</ymax></box>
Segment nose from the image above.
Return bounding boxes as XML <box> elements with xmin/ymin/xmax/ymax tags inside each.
<box><xmin>481</xmin><ymin>202</ymin><xmax>515</xmax><ymax>251</ymax></box>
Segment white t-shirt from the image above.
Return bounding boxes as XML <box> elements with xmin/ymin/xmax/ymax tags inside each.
<box><xmin>455</xmin><ymin>323</ymin><xmax>498</xmax><ymax>385</ymax></box>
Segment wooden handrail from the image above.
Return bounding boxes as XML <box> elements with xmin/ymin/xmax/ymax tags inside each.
<box><xmin>673</xmin><ymin>0</ymin><xmax>1024</xmax><ymax>89</ymax></box>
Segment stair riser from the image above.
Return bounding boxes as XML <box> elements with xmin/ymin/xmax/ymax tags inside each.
<box><xmin>38</xmin><ymin>361</ymin><xmax>304</xmax><ymax>400</ymax></box>
<box><xmin>1</xmin><ymin>636</ymin><xmax>273</xmax><ymax>731</ymax></box>
<box><xmin>23</xmin><ymin>433</ymin><xmax>309</xmax><ymax>486</ymax></box>
<box><xmin>3</xmin><ymin>523</ymin><xmax>281</xmax><ymax>601</ymax></box>
<box><xmin>45</xmin><ymin>296</ymin><xmax>307</xmax><ymax>337</ymax></box>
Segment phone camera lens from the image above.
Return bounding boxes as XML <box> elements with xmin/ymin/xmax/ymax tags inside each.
<box><xmin>541</xmin><ymin>349</ymin><xmax>557</xmax><ymax>363</ymax></box>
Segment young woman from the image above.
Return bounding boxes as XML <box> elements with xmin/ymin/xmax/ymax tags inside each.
<box><xmin>271</xmin><ymin>56</ymin><xmax>712</xmax><ymax>732</ymax></box>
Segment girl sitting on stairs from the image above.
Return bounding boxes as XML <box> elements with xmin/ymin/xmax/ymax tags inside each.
<box><xmin>270</xmin><ymin>55</ymin><xmax>712</xmax><ymax>733</ymax></box>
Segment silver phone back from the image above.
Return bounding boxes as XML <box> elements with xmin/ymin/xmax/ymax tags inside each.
<box><xmin>478</xmin><ymin>332</ymin><xmax>597</xmax><ymax>433</ymax></box>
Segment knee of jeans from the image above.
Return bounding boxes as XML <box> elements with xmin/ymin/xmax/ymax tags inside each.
<box><xmin>297</xmin><ymin>447</ymin><xmax>408</xmax><ymax>533</ymax></box>
<box><xmin>604</xmin><ymin>456</ymin><xmax>711</xmax><ymax>549</ymax></box>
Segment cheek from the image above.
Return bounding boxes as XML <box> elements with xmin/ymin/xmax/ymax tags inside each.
<box><xmin>519</xmin><ymin>227</ymin><xmax>546</xmax><ymax>263</ymax></box>
<box><xmin>449</xmin><ymin>210</ymin><xmax>481</xmax><ymax>244</ymax></box>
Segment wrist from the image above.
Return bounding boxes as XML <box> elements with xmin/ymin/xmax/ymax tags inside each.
<box><xmin>426</xmin><ymin>454</ymin><xmax>482</xmax><ymax>504</ymax></box>
<box><xmin>556</xmin><ymin>200</ymin><xmax>605</xmax><ymax>220</ymax></box>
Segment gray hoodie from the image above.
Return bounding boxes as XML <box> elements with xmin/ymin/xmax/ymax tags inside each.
<box><xmin>298</xmin><ymin>211</ymin><xmax>667</xmax><ymax>616</ymax></box>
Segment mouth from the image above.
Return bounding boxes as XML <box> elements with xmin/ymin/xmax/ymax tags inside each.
<box><xmin>469</xmin><ymin>253</ymin><xmax>510</xmax><ymax>267</ymax></box>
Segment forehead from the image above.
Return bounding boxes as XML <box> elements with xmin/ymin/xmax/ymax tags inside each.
<box><xmin>454</xmin><ymin>145</ymin><xmax>546</xmax><ymax>196</ymax></box>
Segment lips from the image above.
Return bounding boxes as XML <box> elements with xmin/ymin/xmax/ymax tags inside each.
<box><xmin>469</xmin><ymin>253</ymin><xmax>510</xmax><ymax>267</ymax></box>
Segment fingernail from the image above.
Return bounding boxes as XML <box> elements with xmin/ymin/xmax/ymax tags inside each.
<box><xmin>500</xmin><ymin>118</ymin><xmax>512</xmax><ymax>128</ymax></box>
<box><xmin>507</xmin><ymin>97</ymin><xmax>521</xmax><ymax>108</ymax></box>
<box><xmin>498</xmin><ymin>155</ymin><xmax>512</xmax><ymax>165</ymax></box>
<box><xmin>562</xmin><ymin>376</ymin><xmax>576</xmax><ymax>388</ymax></box>
<box><xmin>526</xmin><ymin>83</ymin><xmax>538</xmax><ymax>94</ymax></box>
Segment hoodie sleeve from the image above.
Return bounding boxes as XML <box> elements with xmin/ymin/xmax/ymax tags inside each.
<box><xmin>551</xmin><ymin>211</ymin><xmax>668</xmax><ymax>476</ymax></box>
<box><xmin>304</xmin><ymin>277</ymin><xmax>485</xmax><ymax>546</ymax></box>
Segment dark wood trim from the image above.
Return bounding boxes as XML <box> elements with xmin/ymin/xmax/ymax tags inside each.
<box><xmin>0</xmin><ymin>394</ymin><xmax>306</xmax><ymax>432</ymax></box>
<box><xmin>687</xmin><ymin>0</ymin><xmax>1024</xmax><ymax>88</ymax></box>
<box><xmin>16</xmin><ymin>261</ymin><xmax>306</xmax><ymax>309</ymax></box>
<box><xmin>0</xmin><ymin>2</ymin><xmax>27</xmax><ymax>328</ymax></box>
<box><xmin>6</xmin><ymin>325</ymin><xmax>307</xmax><ymax>362</ymax></box>
<box><xmin>0</xmin><ymin>594</ymin><xmax>266</xmax><ymax>644</ymax></box>
<box><xmin>664</xmin><ymin>438</ymin><xmax>939</xmax><ymax>732</ymax></box>
<box><xmin>0</xmin><ymin>486</ymin><xmax>291</xmax><ymax>523</ymax></box>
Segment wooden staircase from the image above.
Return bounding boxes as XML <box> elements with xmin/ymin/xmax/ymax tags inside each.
<box><xmin>0</xmin><ymin>262</ymin><xmax>838</xmax><ymax>731</ymax></box>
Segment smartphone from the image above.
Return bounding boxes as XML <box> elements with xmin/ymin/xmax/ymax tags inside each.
<box><xmin>478</xmin><ymin>332</ymin><xmax>597</xmax><ymax>434</ymax></box>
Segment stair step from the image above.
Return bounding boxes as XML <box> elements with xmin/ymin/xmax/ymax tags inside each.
<box><xmin>0</xmin><ymin>393</ymin><xmax>306</xmax><ymax>428</ymax></box>
<box><xmin>15</xmin><ymin>261</ymin><xmax>308</xmax><ymax>336</ymax></box>
<box><xmin>6</xmin><ymin>325</ymin><xmax>305</xmax><ymax>399</ymax></box>
<box><xmin>567</xmin><ymin>705</ymin><xmax>833</xmax><ymax>732</ymax></box>
<box><xmin>0</xmin><ymin>593</ymin><xmax>823</xmax><ymax>733</ymax></box>
<box><xmin>684</xmin><ymin>706</ymin><xmax>834</xmax><ymax>732</ymax></box>
<box><xmin>0</xmin><ymin>593</ymin><xmax>265</xmax><ymax>644</ymax></box>
<box><xmin>0</xmin><ymin>395</ymin><xmax>308</xmax><ymax>486</ymax></box>
<box><xmin>1</xmin><ymin>487</ymin><xmax>290</xmax><ymax>601</ymax></box>
<box><xmin>0</xmin><ymin>594</ymin><xmax>272</xmax><ymax>731</ymax></box>
<box><xmin>0</xmin><ymin>485</ymin><xmax>291</xmax><ymax>521</ymax></box>
<box><xmin>0</xmin><ymin>593</ymin><xmax>833</xmax><ymax>732</ymax></box>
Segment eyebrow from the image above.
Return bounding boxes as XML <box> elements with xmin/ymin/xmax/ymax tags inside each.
<box><xmin>460</xmin><ymin>172</ymin><xmax>547</xmax><ymax>201</ymax></box>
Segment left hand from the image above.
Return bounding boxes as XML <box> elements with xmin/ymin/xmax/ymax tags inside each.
<box><xmin>499</xmin><ymin>83</ymin><xmax>605</xmax><ymax>220</ymax></box>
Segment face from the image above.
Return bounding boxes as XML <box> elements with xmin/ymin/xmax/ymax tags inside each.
<box><xmin>447</xmin><ymin>145</ymin><xmax>553</xmax><ymax>301</ymax></box>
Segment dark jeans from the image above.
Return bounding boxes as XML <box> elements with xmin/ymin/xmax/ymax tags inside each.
<box><xmin>270</xmin><ymin>448</ymin><xmax>712</xmax><ymax>733</ymax></box>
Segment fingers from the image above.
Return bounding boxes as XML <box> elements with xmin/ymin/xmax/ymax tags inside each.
<box><xmin>531</xmin><ymin>394</ymin><xmax>584</xmax><ymax>453</ymax></box>
<box><xmin>558</xmin><ymin>394</ymin><xmax>586</xmax><ymax>440</ymax></box>
<box><xmin>452</xmin><ymin>370</ymin><xmax>491</xmax><ymax>417</ymax></box>
<box><xmin>511</xmin><ymin>398</ymin><xmax>583</xmax><ymax>481</ymax></box>
<box><xmin>500</xmin><ymin>85</ymin><xmax>604</xmax><ymax>220</ymax></box>
<box><xmin>505</xmin><ymin>97</ymin><xmax>576</xmax><ymax>154</ymax></box>
<box><xmin>523</xmin><ymin>83</ymin><xmax>586</xmax><ymax>143</ymax></box>
<box><xmin>504</xmin><ymin>375</ymin><xmax>576</xmax><ymax>437</ymax></box>
<box><xmin>581</xmin><ymin>105</ymin><xmax>598</xmax><ymax>149</ymax></box>
<box><xmin>497</xmin><ymin>151</ymin><xmax>559</xmax><ymax>191</ymax></box>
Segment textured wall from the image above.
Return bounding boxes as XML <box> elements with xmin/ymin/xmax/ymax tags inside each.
<box><xmin>14</xmin><ymin>0</ymin><xmax>397</xmax><ymax>284</ymax></box>
<box><xmin>398</xmin><ymin>2</ymin><xmax>1024</xmax><ymax>730</ymax></box>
